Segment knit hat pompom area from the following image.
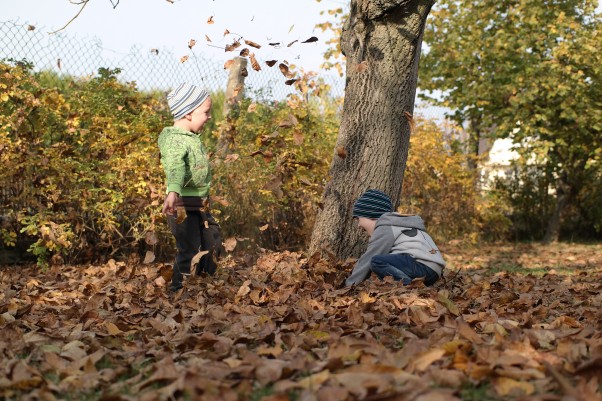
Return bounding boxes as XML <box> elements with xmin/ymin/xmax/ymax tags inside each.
<box><xmin>352</xmin><ymin>189</ymin><xmax>393</xmax><ymax>219</ymax></box>
<box><xmin>167</xmin><ymin>83</ymin><xmax>210</xmax><ymax>121</ymax></box>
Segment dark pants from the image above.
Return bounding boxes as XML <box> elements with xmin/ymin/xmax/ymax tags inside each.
<box><xmin>370</xmin><ymin>254</ymin><xmax>439</xmax><ymax>286</ymax></box>
<box><xmin>167</xmin><ymin>210</ymin><xmax>223</xmax><ymax>291</ymax></box>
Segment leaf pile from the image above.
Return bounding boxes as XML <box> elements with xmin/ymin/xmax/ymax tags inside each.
<box><xmin>1</xmin><ymin>243</ymin><xmax>601</xmax><ymax>400</ymax></box>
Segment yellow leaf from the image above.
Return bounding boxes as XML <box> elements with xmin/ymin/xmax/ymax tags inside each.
<box><xmin>494</xmin><ymin>377</ymin><xmax>535</xmax><ymax>396</ymax></box>
<box><xmin>105</xmin><ymin>322</ymin><xmax>122</xmax><ymax>336</ymax></box>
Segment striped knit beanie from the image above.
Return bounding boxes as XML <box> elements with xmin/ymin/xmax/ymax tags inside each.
<box><xmin>352</xmin><ymin>189</ymin><xmax>393</xmax><ymax>219</ymax></box>
<box><xmin>167</xmin><ymin>83</ymin><xmax>210</xmax><ymax>120</ymax></box>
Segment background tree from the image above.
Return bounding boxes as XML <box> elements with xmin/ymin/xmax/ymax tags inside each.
<box><xmin>419</xmin><ymin>0</ymin><xmax>602</xmax><ymax>242</ymax></box>
<box><xmin>309</xmin><ymin>0</ymin><xmax>436</xmax><ymax>258</ymax></box>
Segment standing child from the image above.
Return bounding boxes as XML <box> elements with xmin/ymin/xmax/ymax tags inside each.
<box><xmin>345</xmin><ymin>189</ymin><xmax>445</xmax><ymax>287</ymax></box>
<box><xmin>159</xmin><ymin>83</ymin><xmax>223</xmax><ymax>292</ymax></box>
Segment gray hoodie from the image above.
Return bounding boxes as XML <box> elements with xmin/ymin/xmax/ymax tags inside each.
<box><xmin>345</xmin><ymin>213</ymin><xmax>445</xmax><ymax>286</ymax></box>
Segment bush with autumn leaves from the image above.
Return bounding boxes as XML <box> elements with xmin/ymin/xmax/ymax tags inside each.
<box><xmin>0</xmin><ymin>61</ymin><xmax>507</xmax><ymax>266</ymax></box>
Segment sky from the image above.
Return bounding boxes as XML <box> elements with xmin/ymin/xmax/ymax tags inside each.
<box><xmin>1</xmin><ymin>0</ymin><xmax>343</xmax><ymax>72</ymax></box>
<box><xmin>1</xmin><ymin>0</ymin><xmax>447</xmax><ymax>119</ymax></box>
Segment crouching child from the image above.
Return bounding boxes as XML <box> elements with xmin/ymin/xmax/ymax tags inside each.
<box><xmin>345</xmin><ymin>189</ymin><xmax>445</xmax><ymax>287</ymax></box>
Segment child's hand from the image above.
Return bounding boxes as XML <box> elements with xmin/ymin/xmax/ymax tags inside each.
<box><xmin>162</xmin><ymin>192</ymin><xmax>179</xmax><ymax>215</ymax></box>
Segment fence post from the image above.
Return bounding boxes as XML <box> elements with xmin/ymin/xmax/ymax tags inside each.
<box><xmin>218</xmin><ymin>57</ymin><xmax>247</xmax><ymax>156</ymax></box>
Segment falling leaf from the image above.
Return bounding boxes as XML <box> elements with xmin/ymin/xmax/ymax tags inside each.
<box><xmin>278</xmin><ymin>114</ymin><xmax>298</xmax><ymax>128</ymax></box>
<box><xmin>288</xmin><ymin>24</ymin><xmax>295</xmax><ymax>33</ymax></box>
<box><xmin>205</xmin><ymin>35</ymin><xmax>212</xmax><ymax>43</ymax></box>
<box><xmin>143</xmin><ymin>251</ymin><xmax>155</xmax><ymax>264</ymax></box>
<box><xmin>224</xmin><ymin>237</ymin><xmax>237</xmax><ymax>252</ymax></box>
<box><xmin>145</xmin><ymin>231</ymin><xmax>158</xmax><ymax>246</ymax></box>
<box><xmin>150</xmin><ymin>48</ymin><xmax>159</xmax><ymax>55</ymax></box>
<box><xmin>269</xmin><ymin>42</ymin><xmax>281</xmax><ymax>46</ymax></box>
<box><xmin>244</xmin><ymin>39</ymin><xmax>261</xmax><ymax>49</ymax></box>
<box><xmin>57</xmin><ymin>58</ymin><xmax>61</xmax><ymax>70</ymax></box>
<box><xmin>301</xmin><ymin>36</ymin><xmax>318</xmax><ymax>43</ymax></box>
<box><xmin>287</xmin><ymin>40</ymin><xmax>298</xmax><ymax>47</ymax></box>
<box><xmin>207</xmin><ymin>15</ymin><xmax>214</xmax><ymax>24</ymax></box>
<box><xmin>259</xmin><ymin>224</ymin><xmax>269</xmax><ymax>231</ymax></box>
<box><xmin>405</xmin><ymin>111</ymin><xmax>416</xmax><ymax>135</ymax></box>
<box><xmin>224</xmin><ymin>154</ymin><xmax>240</xmax><ymax>163</ymax></box>
<box><xmin>265</xmin><ymin>60</ymin><xmax>278</xmax><ymax>67</ymax></box>
<box><xmin>225</xmin><ymin>40</ymin><xmax>241</xmax><ymax>52</ymax></box>
<box><xmin>285</xmin><ymin>79</ymin><xmax>297</xmax><ymax>85</ymax></box>
<box><xmin>240</xmin><ymin>48</ymin><xmax>250</xmax><ymax>57</ymax></box>
<box><xmin>27</xmin><ymin>25</ymin><xmax>36</xmax><ymax>31</ymax></box>
<box><xmin>180</xmin><ymin>55</ymin><xmax>189</xmax><ymax>63</ymax></box>
<box><xmin>224</xmin><ymin>29</ymin><xmax>230</xmax><ymax>36</ymax></box>
<box><xmin>355</xmin><ymin>60</ymin><xmax>369</xmax><ymax>73</ymax></box>
<box><xmin>165</xmin><ymin>0</ymin><xmax>174</xmax><ymax>3</ymax></box>
<box><xmin>175</xmin><ymin>207</ymin><xmax>187</xmax><ymax>223</ymax></box>
<box><xmin>190</xmin><ymin>250</ymin><xmax>209</xmax><ymax>274</ymax></box>
<box><xmin>249</xmin><ymin>53</ymin><xmax>261</xmax><ymax>71</ymax></box>
<box><xmin>188</xmin><ymin>39</ymin><xmax>196</xmax><ymax>49</ymax></box>
<box><xmin>224</xmin><ymin>59</ymin><xmax>234</xmax><ymax>70</ymax></box>
<box><xmin>336</xmin><ymin>146</ymin><xmax>347</xmax><ymax>159</ymax></box>
<box><xmin>278</xmin><ymin>63</ymin><xmax>294</xmax><ymax>78</ymax></box>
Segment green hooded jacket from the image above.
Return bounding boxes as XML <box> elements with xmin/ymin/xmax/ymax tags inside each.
<box><xmin>158</xmin><ymin>126</ymin><xmax>211</xmax><ymax>197</ymax></box>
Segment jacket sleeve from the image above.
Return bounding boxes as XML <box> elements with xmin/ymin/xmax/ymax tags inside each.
<box><xmin>159</xmin><ymin>139</ymin><xmax>187</xmax><ymax>194</ymax></box>
<box><xmin>345</xmin><ymin>225</ymin><xmax>396</xmax><ymax>286</ymax></box>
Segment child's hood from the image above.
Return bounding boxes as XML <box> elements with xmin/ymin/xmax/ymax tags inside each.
<box><xmin>159</xmin><ymin>126</ymin><xmax>196</xmax><ymax>137</ymax></box>
<box><xmin>376</xmin><ymin>213</ymin><xmax>426</xmax><ymax>231</ymax></box>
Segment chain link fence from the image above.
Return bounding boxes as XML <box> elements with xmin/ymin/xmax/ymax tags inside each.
<box><xmin>0</xmin><ymin>19</ymin><xmax>345</xmax><ymax>99</ymax></box>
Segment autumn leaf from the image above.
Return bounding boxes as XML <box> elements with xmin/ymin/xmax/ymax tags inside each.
<box><xmin>207</xmin><ymin>15</ymin><xmax>214</xmax><ymax>24</ymax></box>
<box><xmin>223</xmin><ymin>237</ymin><xmax>237</xmax><ymax>252</ymax></box>
<box><xmin>278</xmin><ymin>63</ymin><xmax>294</xmax><ymax>78</ymax></box>
<box><xmin>175</xmin><ymin>206</ymin><xmax>187</xmax><ymax>223</ymax></box>
<box><xmin>287</xmin><ymin>40</ymin><xmax>298</xmax><ymax>47</ymax></box>
<box><xmin>249</xmin><ymin>53</ymin><xmax>261</xmax><ymax>71</ymax></box>
<box><xmin>278</xmin><ymin>114</ymin><xmax>298</xmax><ymax>128</ymax></box>
<box><xmin>284</xmin><ymin>79</ymin><xmax>297</xmax><ymax>85</ymax></box>
<box><xmin>259</xmin><ymin>224</ymin><xmax>269</xmax><ymax>232</ymax></box>
<box><xmin>143</xmin><ymin>251</ymin><xmax>155</xmax><ymax>264</ymax></box>
<box><xmin>265</xmin><ymin>60</ymin><xmax>278</xmax><ymax>67</ymax></box>
<box><xmin>179</xmin><ymin>55</ymin><xmax>189</xmax><ymax>64</ymax></box>
<box><xmin>354</xmin><ymin>61</ymin><xmax>368</xmax><ymax>74</ymax></box>
<box><xmin>244</xmin><ymin>39</ymin><xmax>261</xmax><ymax>49</ymax></box>
<box><xmin>205</xmin><ymin>35</ymin><xmax>212</xmax><ymax>43</ymax></box>
<box><xmin>188</xmin><ymin>39</ymin><xmax>196</xmax><ymax>49</ymax></box>
<box><xmin>301</xmin><ymin>36</ymin><xmax>319</xmax><ymax>43</ymax></box>
<box><xmin>224</xmin><ymin>59</ymin><xmax>234</xmax><ymax>70</ymax></box>
<box><xmin>225</xmin><ymin>40</ymin><xmax>241</xmax><ymax>52</ymax></box>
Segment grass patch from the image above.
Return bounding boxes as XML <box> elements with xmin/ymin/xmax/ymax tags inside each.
<box><xmin>459</xmin><ymin>382</ymin><xmax>494</xmax><ymax>401</ymax></box>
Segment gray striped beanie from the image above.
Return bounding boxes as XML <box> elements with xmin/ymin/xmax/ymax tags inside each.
<box><xmin>352</xmin><ymin>189</ymin><xmax>393</xmax><ymax>219</ymax></box>
<box><xmin>167</xmin><ymin>83</ymin><xmax>210</xmax><ymax>120</ymax></box>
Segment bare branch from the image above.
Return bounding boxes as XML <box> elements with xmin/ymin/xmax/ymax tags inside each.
<box><xmin>50</xmin><ymin>0</ymin><xmax>120</xmax><ymax>35</ymax></box>
<box><xmin>49</xmin><ymin>0</ymin><xmax>90</xmax><ymax>34</ymax></box>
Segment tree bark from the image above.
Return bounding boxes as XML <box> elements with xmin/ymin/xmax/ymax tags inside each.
<box><xmin>217</xmin><ymin>57</ymin><xmax>247</xmax><ymax>157</ymax></box>
<box><xmin>309</xmin><ymin>0</ymin><xmax>435</xmax><ymax>259</ymax></box>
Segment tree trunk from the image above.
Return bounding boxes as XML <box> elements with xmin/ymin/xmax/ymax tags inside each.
<box><xmin>542</xmin><ymin>182</ymin><xmax>569</xmax><ymax>244</ymax></box>
<box><xmin>217</xmin><ymin>57</ymin><xmax>247</xmax><ymax>157</ymax></box>
<box><xmin>309</xmin><ymin>0</ymin><xmax>435</xmax><ymax>259</ymax></box>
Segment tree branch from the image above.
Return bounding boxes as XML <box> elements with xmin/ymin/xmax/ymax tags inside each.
<box><xmin>49</xmin><ymin>0</ymin><xmax>120</xmax><ymax>35</ymax></box>
<box><xmin>49</xmin><ymin>0</ymin><xmax>90</xmax><ymax>34</ymax></box>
